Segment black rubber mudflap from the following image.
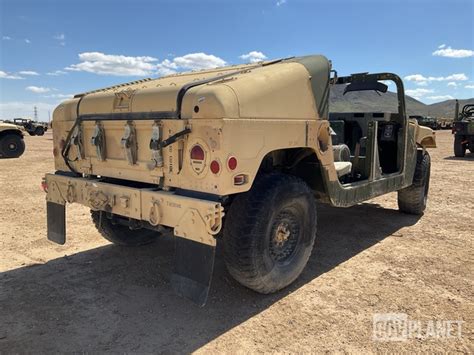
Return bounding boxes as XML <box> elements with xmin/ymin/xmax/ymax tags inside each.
<box><xmin>47</xmin><ymin>201</ymin><xmax>66</xmax><ymax>245</ymax></box>
<box><xmin>171</xmin><ymin>237</ymin><xmax>216</xmax><ymax>307</ymax></box>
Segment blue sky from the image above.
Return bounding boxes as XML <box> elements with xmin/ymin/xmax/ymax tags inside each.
<box><xmin>1</xmin><ymin>0</ymin><xmax>473</xmax><ymax>120</ymax></box>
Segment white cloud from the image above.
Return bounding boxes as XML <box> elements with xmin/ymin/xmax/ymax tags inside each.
<box><xmin>18</xmin><ymin>70</ymin><xmax>39</xmax><ymax>76</ymax></box>
<box><xmin>447</xmin><ymin>82</ymin><xmax>457</xmax><ymax>87</ymax></box>
<box><xmin>438</xmin><ymin>44</ymin><xmax>446</xmax><ymax>49</ymax></box>
<box><xmin>26</xmin><ymin>86</ymin><xmax>51</xmax><ymax>93</ymax></box>
<box><xmin>404</xmin><ymin>73</ymin><xmax>468</xmax><ymax>86</ymax></box>
<box><xmin>156</xmin><ymin>59</ymin><xmax>178</xmax><ymax>76</ymax></box>
<box><xmin>432</xmin><ymin>46</ymin><xmax>474</xmax><ymax>58</ymax></box>
<box><xmin>2</xmin><ymin>36</ymin><xmax>12</xmax><ymax>40</ymax></box>
<box><xmin>405</xmin><ymin>88</ymin><xmax>434</xmax><ymax>98</ymax></box>
<box><xmin>24</xmin><ymin>38</ymin><xmax>31</xmax><ymax>44</ymax></box>
<box><xmin>66</xmin><ymin>52</ymin><xmax>159</xmax><ymax>76</ymax></box>
<box><xmin>426</xmin><ymin>95</ymin><xmax>454</xmax><ymax>101</ymax></box>
<box><xmin>0</xmin><ymin>101</ymin><xmax>56</xmax><ymax>120</ymax></box>
<box><xmin>465</xmin><ymin>84</ymin><xmax>474</xmax><ymax>89</ymax></box>
<box><xmin>276</xmin><ymin>0</ymin><xmax>287</xmax><ymax>6</ymax></box>
<box><xmin>239</xmin><ymin>51</ymin><xmax>267</xmax><ymax>63</ymax></box>
<box><xmin>53</xmin><ymin>33</ymin><xmax>66</xmax><ymax>46</ymax></box>
<box><xmin>0</xmin><ymin>70</ymin><xmax>24</xmax><ymax>80</ymax></box>
<box><xmin>172</xmin><ymin>53</ymin><xmax>226</xmax><ymax>70</ymax></box>
<box><xmin>43</xmin><ymin>93</ymin><xmax>74</xmax><ymax>99</ymax></box>
<box><xmin>156</xmin><ymin>53</ymin><xmax>226</xmax><ymax>76</ymax></box>
<box><xmin>47</xmin><ymin>70</ymin><xmax>67</xmax><ymax>76</ymax></box>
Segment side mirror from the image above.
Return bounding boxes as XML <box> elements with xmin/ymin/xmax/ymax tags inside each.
<box><xmin>343</xmin><ymin>81</ymin><xmax>388</xmax><ymax>95</ymax></box>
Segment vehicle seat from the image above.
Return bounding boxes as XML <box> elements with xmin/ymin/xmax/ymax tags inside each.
<box><xmin>334</xmin><ymin>161</ymin><xmax>352</xmax><ymax>177</ymax></box>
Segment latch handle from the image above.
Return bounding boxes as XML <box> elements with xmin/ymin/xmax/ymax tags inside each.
<box><xmin>121</xmin><ymin>121</ymin><xmax>138</xmax><ymax>165</ymax></box>
<box><xmin>91</xmin><ymin>121</ymin><xmax>106</xmax><ymax>161</ymax></box>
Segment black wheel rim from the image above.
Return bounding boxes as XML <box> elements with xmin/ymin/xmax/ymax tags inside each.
<box><xmin>268</xmin><ymin>208</ymin><xmax>301</xmax><ymax>264</ymax></box>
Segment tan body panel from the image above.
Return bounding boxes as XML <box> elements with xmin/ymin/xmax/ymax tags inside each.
<box><xmin>52</xmin><ymin>117</ymin><xmax>333</xmax><ymax>195</ymax></box>
<box><xmin>413</xmin><ymin>121</ymin><xmax>437</xmax><ymax>148</ymax></box>
<box><xmin>45</xmin><ymin>174</ymin><xmax>223</xmax><ymax>246</ymax></box>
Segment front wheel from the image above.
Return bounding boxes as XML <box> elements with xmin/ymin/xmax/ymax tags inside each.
<box><xmin>34</xmin><ymin>127</ymin><xmax>45</xmax><ymax>136</ymax></box>
<box><xmin>223</xmin><ymin>173</ymin><xmax>317</xmax><ymax>294</ymax></box>
<box><xmin>398</xmin><ymin>151</ymin><xmax>431</xmax><ymax>215</ymax></box>
<box><xmin>91</xmin><ymin>211</ymin><xmax>160</xmax><ymax>246</ymax></box>
<box><xmin>0</xmin><ymin>134</ymin><xmax>25</xmax><ymax>158</ymax></box>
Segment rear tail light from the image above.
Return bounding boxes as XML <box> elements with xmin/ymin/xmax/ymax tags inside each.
<box><xmin>210</xmin><ymin>160</ymin><xmax>220</xmax><ymax>174</ymax></box>
<box><xmin>190</xmin><ymin>145</ymin><xmax>205</xmax><ymax>160</ymax></box>
<box><xmin>227</xmin><ymin>156</ymin><xmax>238</xmax><ymax>170</ymax></box>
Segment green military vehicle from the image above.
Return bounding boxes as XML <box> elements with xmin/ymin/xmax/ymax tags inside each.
<box><xmin>43</xmin><ymin>55</ymin><xmax>436</xmax><ymax>305</ymax></box>
<box><xmin>0</xmin><ymin>122</ymin><xmax>26</xmax><ymax>158</ymax></box>
<box><xmin>11</xmin><ymin>118</ymin><xmax>48</xmax><ymax>136</ymax></box>
<box><xmin>453</xmin><ymin>100</ymin><xmax>474</xmax><ymax>157</ymax></box>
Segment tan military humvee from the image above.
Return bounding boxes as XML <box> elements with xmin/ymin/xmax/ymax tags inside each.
<box><xmin>0</xmin><ymin>122</ymin><xmax>25</xmax><ymax>158</ymax></box>
<box><xmin>44</xmin><ymin>55</ymin><xmax>436</xmax><ymax>305</ymax></box>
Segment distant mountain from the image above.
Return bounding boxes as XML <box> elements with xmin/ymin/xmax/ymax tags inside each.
<box><xmin>329</xmin><ymin>85</ymin><xmax>473</xmax><ymax>118</ymax></box>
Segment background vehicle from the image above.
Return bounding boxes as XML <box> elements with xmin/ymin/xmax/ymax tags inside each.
<box><xmin>43</xmin><ymin>55</ymin><xmax>436</xmax><ymax>305</ymax></box>
<box><xmin>409</xmin><ymin>115</ymin><xmax>438</xmax><ymax>130</ymax></box>
<box><xmin>9</xmin><ymin>118</ymin><xmax>48</xmax><ymax>136</ymax></box>
<box><xmin>0</xmin><ymin>122</ymin><xmax>26</xmax><ymax>158</ymax></box>
<box><xmin>452</xmin><ymin>100</ymin><xmax>474</xmax><ymax>157</ymax></box>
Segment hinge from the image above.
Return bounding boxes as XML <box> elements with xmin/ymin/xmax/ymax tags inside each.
<box><xmin>147</xmin><ymin>121</ymin><xmax>163</xmax><ymax>169</ymax></box>
<box><xmin>121</xmin><ymin>121</ymin><xmax>138</xmax><ymax>165</ymax></box>
<box><xmin>91</xmin><ymin>121</ymin><xmax>106</xmax><ymax>161</ymax></box>
<box><xmin>70</xmin><ymin>124</ymin><xmax>84</xmax><ymax>160</ymax></box>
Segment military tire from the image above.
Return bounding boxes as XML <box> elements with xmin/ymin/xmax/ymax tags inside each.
<box><xmin>454</xmin><ymin>136</ymin><xmax>466</xmax><ymax>157</ymax></box>
<box><xmin>223</xmin><ymin>173</ymin><xmax>317</xmax><ymax>294</ymax></box>
<box><xmin>34</xmin><ymin>127</ymin><xmax>45</xmax><ymax>136</ymax></box>
<box><xmin>0</xmin><ymin>134</ymin><xmax>25</xmax><ymax>158</ymax></box>
<box><xmin>398</xmin><ymin>151</ymin><xmax>430</xmax><ymax>215</ymax></box>
<box><xmin>91</xmin><ymin>210</ymin><xmax>159</xmax><ymax>246</ymax></box>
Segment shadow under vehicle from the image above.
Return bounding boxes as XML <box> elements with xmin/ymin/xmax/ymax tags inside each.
<box><xmin>452</xmin><ymin>100</ymin><xmax>474</xmax><ymax>157</ymax></box>
<box><xmin>42</xmin><ymin>55</ymin><xmax>436</xmax><ymax>306</ymax></box>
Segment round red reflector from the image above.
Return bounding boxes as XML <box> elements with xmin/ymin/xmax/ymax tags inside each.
<box><xmin>53</xmin><ymin>147</ymin><xmax>58</xmax><ymax>157</ymax></box>
<box><xmin>228</xmin><ymin>156</ymin><xmax>237</xmax><ymax>170</ymax></box>
<box><xmin>190</xmin><ymin>145</ymin><xmax>205</xmax><ymax>160</ymax></box>
<box><xmin>210</xmin><ymin>160</ymin><xmax>220</xmax><ymax>174</ymax></box>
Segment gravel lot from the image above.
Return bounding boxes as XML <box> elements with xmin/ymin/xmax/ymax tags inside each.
<box><xmin>0</xmin><ymin>130</ymin><xmax>472</xmax><ymax>352</ymax></box>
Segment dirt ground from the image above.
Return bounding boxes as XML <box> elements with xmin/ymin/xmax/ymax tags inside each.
<box><xmin>0</xmin><ymin>130</ymin><xmax>472</xmax><ymax>353</ymax></box>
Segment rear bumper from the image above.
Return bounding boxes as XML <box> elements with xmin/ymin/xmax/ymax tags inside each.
<box><xmin>44</xmin><ymin>173</ymin><xmax>224</xmax><ymax>246</ymax></box>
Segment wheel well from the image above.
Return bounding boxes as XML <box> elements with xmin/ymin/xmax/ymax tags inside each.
<box><xmin>0</xmin><ymin>129</ymin><xmax>23</xmax><ymax>139</ymax></box>
<box><xmin>256</xmin><ymin>148</ymin><xmax>329</xmax><ymax>200</ymax></box>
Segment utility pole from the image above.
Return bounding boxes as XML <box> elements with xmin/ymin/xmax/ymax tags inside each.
<box><xmin>34</xmin><ymin>106</ymin><xmax>38</xmax><ymax>121</ymax></box>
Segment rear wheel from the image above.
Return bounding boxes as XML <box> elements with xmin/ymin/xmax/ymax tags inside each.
<box><xmin>454</xmin><ymin>135</ymin><xmax>466</xmax><ymax>157</ymax></box>
<box><xmin>223</xmin><ymin>173</ymin><xmax>317</xmax><ymax>294</ymax></box>
<box><xmin>0</xmin><ymin>134</ymin><xmax>25</xmax><ymax>158</ymax></box>
<box><xmin>91</xmin><ymin>210</ymin><xmax>159</xmax><ymax>246</ymax></box>
<box><xmin>34</xmin><ymin>127</ymin><xmax>45</xmax><ymax>136</ymax></box>
<box><xmin>398</xmin><ymin>151</ymin><xmax>430</xmax><ymax>215</ymax></box>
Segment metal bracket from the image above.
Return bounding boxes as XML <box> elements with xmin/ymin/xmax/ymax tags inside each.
<box><xmin>121</xmin><ymin>121</ymin><xmax>138</xmax><ymax>165</ymax></box>
<box><xmin>91</xmin><ymin>121</ymin><xmax>106</xmax><ymax>161</ymax></box>
<box><xmin>148</xmin><ymin>122</ymin><xmax>163</xmax><ymax>169</ymax></box>
<box><xmin>70</xmin><ymin>124</ymin><xmax>84</xmax><ymax>160</ymax></box>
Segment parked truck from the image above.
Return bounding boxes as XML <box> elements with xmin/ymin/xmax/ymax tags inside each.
<box><xmin>43</xmin><ymin>55</ymin><xmax>436</xmax><ymax>305</ymax></box>
<box><xmin>453</xmin><ymin>100</ymin><xmax>474</xmax><ymax>157</ymax></box>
